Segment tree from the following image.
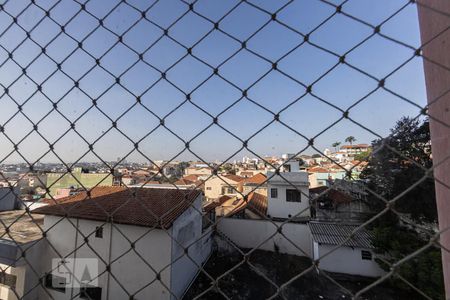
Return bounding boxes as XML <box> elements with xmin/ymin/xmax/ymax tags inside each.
<box><xmin>345</xmin><ymin>136</ymin><xmax>356</xmax><ymax>145</ymax></box>
<box><xmin>360</xmin><ymin>117</ymin><xmax>443</xmax><ymax>299</ymax></box>
<box><xmin>361</xmin><ymin>117</ymin><xmax>435</xmax><ymax>221</ymax></box>
<box><xmin>353</xmin><ymin>149</ymin><xmax>371</xmax><ymax>162</ymax></box>
<box><xmin>331</xmin><ymin>142</ymin><xmax>341</xmax><ymax>152</ymax></box>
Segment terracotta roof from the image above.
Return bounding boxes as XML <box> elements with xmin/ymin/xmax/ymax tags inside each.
<box><xmin>308</xmin><ymin>167</ymin><xmax>330</xmax><ymax>173</ymax></box>
<box><xmin>223</xmin><ymin>175</ymin><xmax>244</xmax><ymax>183</ymax></box>
<box><xmin>203</xmin><ymin>195</ymin><xmax>232</xmax><ymax>212</ymax></box>
<box><xmin>32</xmin><ymin>186</ymin><xmax>201</xmax><ymax>229</ymax></box>
<box><xmin>174</xmin><ymin>179</ymin><xmax>193</xmax><ymax>185</ymax></box>
<box><xmin>246</xmin><ymin>192</ymin><xmax>268</xmax><ymax>216</ymax></box>
<box><xmin>240</xmin><ymin>171</ymin><xmax>255</xmax><ymax>177</ymax></box>
<box><xmin>242</xmin><ymin>173</ymin><xmax>267</xmax><ymax>185</ymax></box>
<box><xmin>183</xmin><ymin>174</ymin><xmax>200</xmax><ymax>182</ymax></box>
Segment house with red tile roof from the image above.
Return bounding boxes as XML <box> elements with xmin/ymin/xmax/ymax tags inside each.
<box><xmin>238</xmin><ymin>173</ymin><xmax>268</xmax><ymax>196</ymax></box>
<box><xmin>203</xmin><ymin>175</ymin><xmax>244</xmax><ymax>200</ymax></box>
<box><xmin>32</xmin><ymin>186</ymin><xmax>212</xmax><ymax>300</ymax></box>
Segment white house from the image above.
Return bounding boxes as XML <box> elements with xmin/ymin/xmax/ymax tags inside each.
<box><xmin>32</xmin><ymin>186</ymin><xmax>212</xmax><ymax>300</ymax></box>
<box><xmin>266</xmin><ymin>155</ymin><xmax>310</xmax><ymax>220</ymax></box>
<box><xmin>309</xmin><ymin>222</ymin><xmax>385</xmax><ymax>277</ymax></box>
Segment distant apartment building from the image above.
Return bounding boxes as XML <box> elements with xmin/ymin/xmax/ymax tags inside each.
<box><xmin>329</xmin><ymin>144</ymin><xmax>371</xmax><ymax>163</ymax></box>
<box><xmin>46</xmin><ymin>167</ymin><xmax>113</xmax><ymax>196</ymax></box>
<box><xmin>184</xmin><ymin>166</ymin><xmax>213</xmax><ymax>178</ymax></box>
<box><xmin>340</xmin><ymin>144</ymin><xmax>370</xmax><ymax>155</ymax></box>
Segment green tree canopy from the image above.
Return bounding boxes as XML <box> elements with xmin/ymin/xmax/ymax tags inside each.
<box><xmin>345</xmin><ymin>136</ymin><xmax>356</xmax><ymax>145</ymax></box>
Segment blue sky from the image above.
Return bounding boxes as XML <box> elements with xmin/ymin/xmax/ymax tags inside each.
<box><xmin>0</xmin><ymin>0</ymin><xmax>427</xmax><ymax>164</ymax></box>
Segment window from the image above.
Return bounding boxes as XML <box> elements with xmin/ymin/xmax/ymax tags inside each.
<box><xmin>361</xmin><ymin>250</ymin><xmax>372</xmax><ymax>260</ymax></box>
<box><xmin>286</xmin><ymin>189</ymin><xmax>301</xmax><ymax>202</ymax></box>
<box><xmin>45</xmin><ymin>273</ymin><xmax>66</xmax><ymax>293</ymax></box>
<box><xmin>222</xmin><ymin>187</ymin><xmax>235</xmax><ymax>194</ymax></box>
<box><xmin>95</xmin><ymin>226</ymin><xmax>103</xmax><ymax>238</ymax></box>
<box><xmin>271</xmin><ymin>188</ymin><xmax>278</xmax><ymax>198</ymax></box>
<box><xmin>206</xmin><ymin>187</ymin><xmax>212</xmax><ymax>190</ymax></box>
<box><xmin>0</xmin><ymin>272</ymin><xmax>16</xmax><ymax>288</ymax></box>
<box><xmin>80</xmin><ymin>286</ymin><xmax>102</xmax><ymax>300</ymax></box>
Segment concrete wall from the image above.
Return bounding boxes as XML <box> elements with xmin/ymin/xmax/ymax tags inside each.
<box><xmin>217</xmin><ymin>218</ymin><xmax>312</xmax><ymax>257</ymax></box>
<box><xmin>0</xmin><ymin>187</ymin><xmax>20</xmax><ymax>211</ymax></box>
<box><xmin>267</xmin><ymin>184</ymin><xmax>310</xmax><ymax>219</ymax></box>
<box><xmin>170</xmin><ymin>196</ymin><xmax>212</xmax><ymax>300</ymax></box>
<box><xmin>315</xmin><ymin>243</ymin><xmax>385</xmax><ymax>277</ymax></box>
<box><xmin>40</xmin><ymin>216</ymin><xmax>172</xmax><ymax>300</ymax></box>
<box><xmin>0</xmin><ymin>239</ymin><xmax>45</xmax><ymax>300</ymax></box>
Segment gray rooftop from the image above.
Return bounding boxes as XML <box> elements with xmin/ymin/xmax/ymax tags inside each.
<box><xmin>0</xmin><ymin>210</ymin><xmax>44</xmax><ymax>244</ymax></box>
<box><xmin>309</xmin><ymin>222</ymin><xmax>374</xmax><ymax>249</ymax></box>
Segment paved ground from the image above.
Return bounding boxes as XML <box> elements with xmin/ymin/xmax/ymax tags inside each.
<box><xmin>184</xmin><ymin>249</ymin><xmax>419</xmax><ymax>300</ymax></box>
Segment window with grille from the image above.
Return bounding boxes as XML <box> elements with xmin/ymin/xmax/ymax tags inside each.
<box><xmin>271</xmin><ymin>188</ymin><xmax>278</xmax><ymax>199</ymax></box>
<box><xmin>286</xmin><ymin>189</ymin><xmax>301</xmax><ymax>202</ymax></box>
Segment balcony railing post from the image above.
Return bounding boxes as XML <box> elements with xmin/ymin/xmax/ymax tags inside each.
<box><xmin>417</xmin><ymin>1</ymin><xmax>450</xmax><ymax>298</ymax></box>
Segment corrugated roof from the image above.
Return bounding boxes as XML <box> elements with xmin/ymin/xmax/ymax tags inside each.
<box><xmin>32</xmin><ymin>186</ymin><xmax>201</xmax><ymax>229</ymax></box>
<box><xmin>309</xmin><ymin>222</ymin><xmax>374</xmax><ymax>249</ymax></box>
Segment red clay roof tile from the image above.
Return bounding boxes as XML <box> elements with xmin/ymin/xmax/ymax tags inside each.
<box><xmin>32</xmin><ymin>186</ymin><xmax>201</xmax><ymax>229</ymax></box>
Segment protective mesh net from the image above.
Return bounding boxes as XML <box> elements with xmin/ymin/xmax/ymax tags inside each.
<box><xmin>0</xmin><ymin>0</ymin><xmax>449</xmax><ymax>299</ymax></box>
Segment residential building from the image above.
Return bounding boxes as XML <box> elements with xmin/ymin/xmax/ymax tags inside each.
<box><xmin>32</xmin><ymin>186</ymin><xmax>212</xmax><ymax>300</ymax></box>
<box><xmin>238</xmin><ymin>173</ymin><xmax>267</xmax><ymax>196</ymax></box>
<box><xmin>267</xmin><ymin>171</ymin><xmax>310</xmax><ymax>220</ymax></box>
<box><xmin>310</xmin><ymin>222</ymin><xmax>385</xmax><ymax>277</ymax></box>
<box><xmin>308</xmin><ymin>166</ymin><xmax>347</xmax><ymax>188</ymax></box>
<box><xmin>204</xmin><ymin>175</ymin><xmax>243</xmax><ymax>200</ymax></box>
<box><xmin>310</xmin><ymin>185</ymin><xmax>373</xmax><ymax>222</ymax></box>
<box><xmin>184</xmin><ymin>166</ymin><xmax>213</xmax><ymax>178</ymax></box>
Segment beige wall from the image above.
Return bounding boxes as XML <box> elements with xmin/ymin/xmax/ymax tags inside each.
<box><xmin>204</xmin><ymin>176</ymin><xmax>239</xmax><ymax>199</ymax></box>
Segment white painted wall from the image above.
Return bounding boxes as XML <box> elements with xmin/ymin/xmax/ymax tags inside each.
<box><xmin>38</xmin><ymin>194</ymin><xmax>210</xmax><ymax>300</ymax></box>
<box><xmin>40</xmin><ymin>216</ymin><xmax>172</xmax><ymax>300</ymax></box>
<box><xmin>170</xmin><ymin>196</ymin><xmax>212</xmax><ymax>300</ymax></box>
<box><xmin>217</xmin><ymin>218</ymin><xmax>312</xmax><ymax>257</ymax></box>
<box><xmin>314</xmin><ymin>243</ymin><xmax>385</xmax><ymax>277</ymax></box>
<box><xmin>267</xmin><ymin>172</ymin><xmax>310</xmax><ymax>219</ymax></box>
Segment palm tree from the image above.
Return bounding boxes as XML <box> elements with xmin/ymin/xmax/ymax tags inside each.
<box><xmin>331</xmin><ymin>142</ymin><xmax>341</xmax><ymax>152</ymax></box>
<box><xmin>345</xmin><ymin>136</ymin><xmax>356</xmax><ymax>146</ymax></box>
